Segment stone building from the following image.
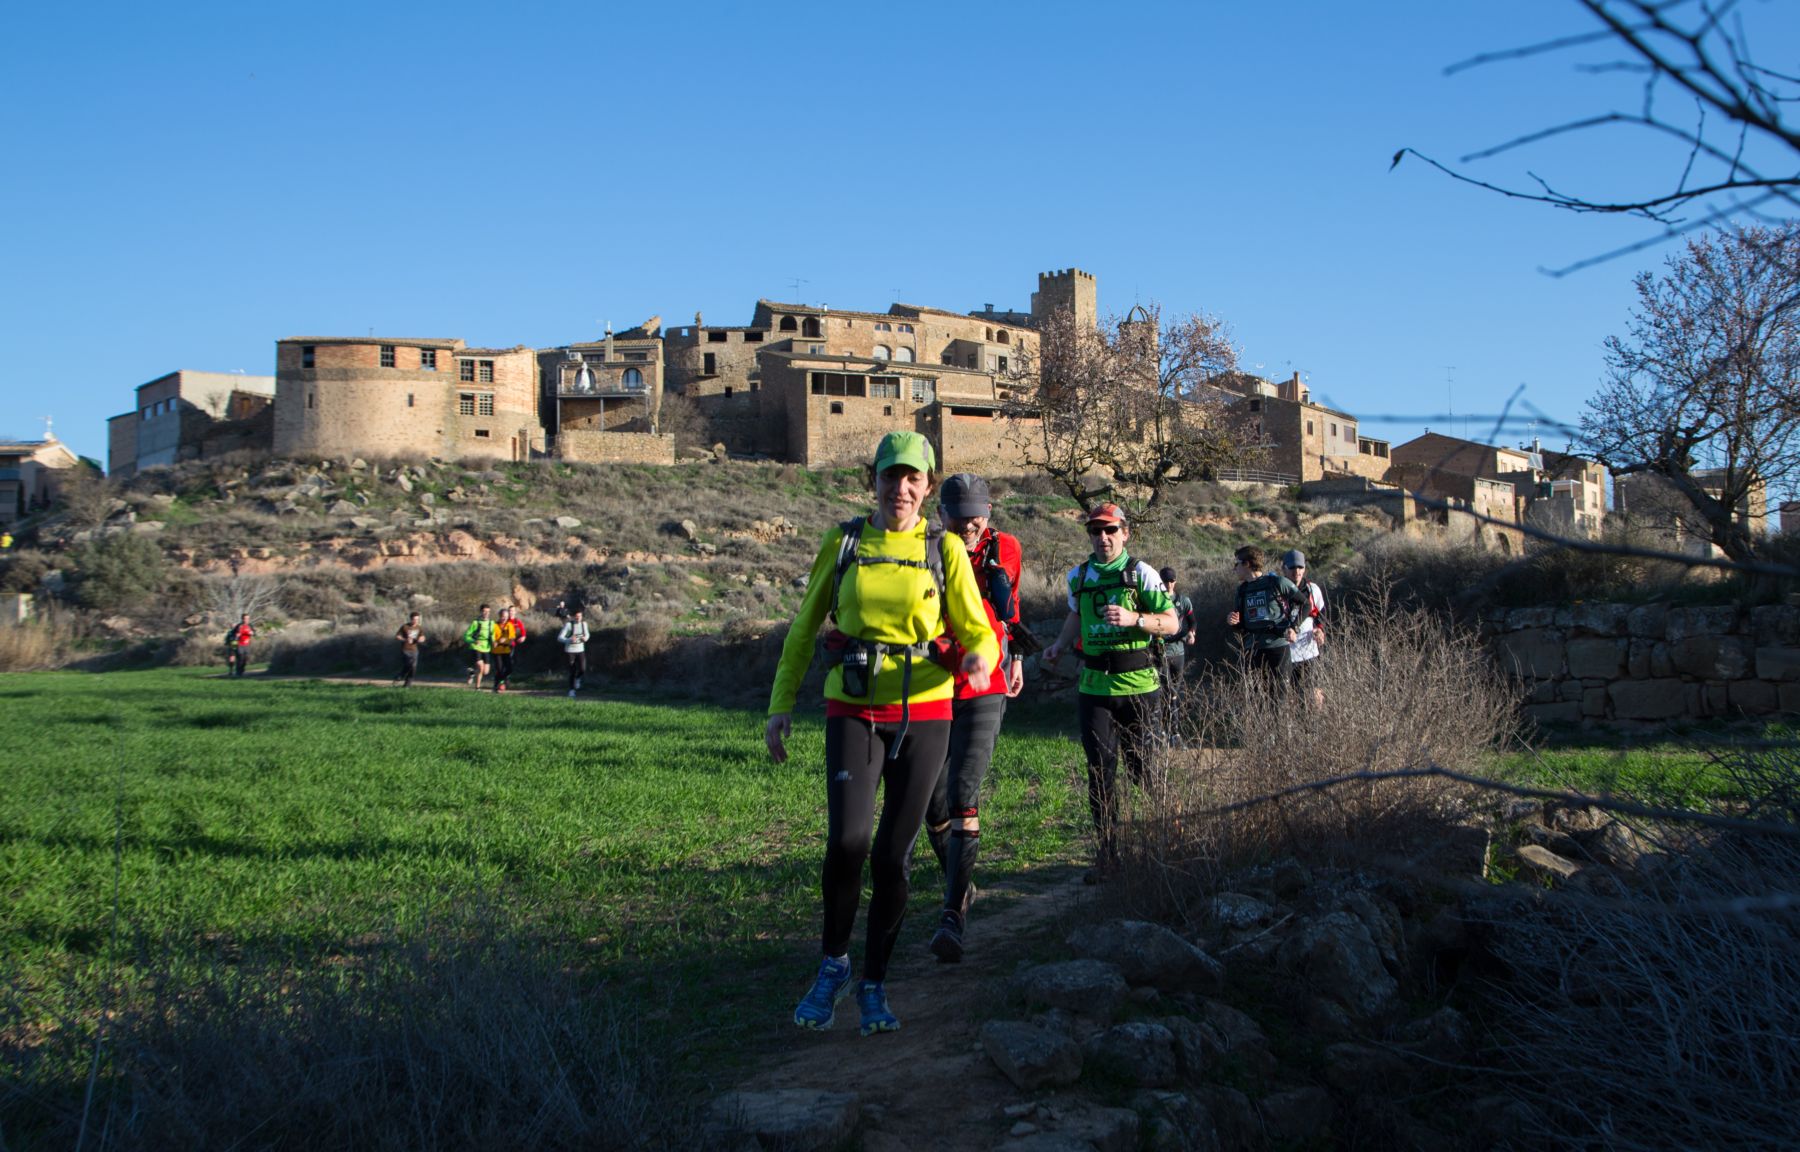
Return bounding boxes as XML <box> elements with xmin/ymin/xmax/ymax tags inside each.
<box><xmin>661</xmin><ymin>269</ymin><xmax>1083</xmax><ymax>468</ymax></box>
<box><xmin>107</xmin><ymin>370</ymin><xmax>276</xmax><ymax>479</ymax></box>
<box><xmin>1781</xmin><ymin>500</ymin><xmax>1799</xmax><ymax>536</ymax></box>
<box><xmin>1613</xmin><ymin>467</ymin><xmax>1769</xmax><ymax>555</ymax></box>
<box><xmin>537</xmin><ymin>320</ymin><xmax>672</xmax><ymax>465</ymax></box>
<box><xmin>273</xmin><ymin>337</ymin><xmax>540</xmax><ymax>462</ymax></box>
<box><xmin>1388</xmin><ymin>432</ymin><xmax>1608</xmax><ymax>539</ymax></box>
<box><xmin>0</xmin><ymin>436</ymin><xmax>81</xmax><ymax>526</ymax></box>
<box><xmin>1212</xmin><ymin>371</ymin><xmax>1389</xmax><ymax>484</ymax></box>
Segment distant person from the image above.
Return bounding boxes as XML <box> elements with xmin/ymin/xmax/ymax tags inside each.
<box><xmin>463</xmin><ymin>604</ymin><xmax>495</xmax><ymax>690</ymax></box>
<box><xmin>766</xmin><ymin>432</ymin><xmax>996</xmax><ymax>1036</ymax></box>
<box><xmin>1225</xmin><ymin>545</ymin><xmax>1306</xmax><ymax>689</ymax></box>
<box><xmin>1158</xmin><ymin>566</ymin><xmax>1197</xmax><ymax>687</ymax></box>
<box><xmin>558</xmin><ymin>607</ymin><xmax>590</xmax><ymax>697</ymax></box>
<box><xmin>920</xmin><ymin>473</ymin><xmax>1024</xmax><ymax>964</ymax></box>
<box><xmin>554</xmin><ymin>598</ymin><xmax>571</xmax><ymax>622</ymax></box>
<box><xmin>1041</xmin><ymin>504</ymin><xmax>1179</xmax><ymax>883</ymax></box>
<box><xmin>491</xmin><ymin>606</ymin><xmax>527</xmax><ymax>693</ymax></box>
<box><xmin>225</xmin><ymin>613</ymin><xmax>255</xmax><ymax>678</ymax></box>
<box><xmin>1281</xmin><ymin>550</ymin><xmax>1327</xmax><ymax>706</ymax></box>
<box><xmin>394</xmin><ymin>612</ymin><xmax>426</xmax><ymax>688</ymax></box>
<box><xmin>0</xmin><ymin>531</ymin><xmax>12</xmax><ymax>550</ymax></box>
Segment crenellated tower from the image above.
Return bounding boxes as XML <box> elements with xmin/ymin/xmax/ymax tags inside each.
<box><xmin>1030</xmin><ymin>267</ymin><xmax>1098</xmax><ymax>328</ymax></box>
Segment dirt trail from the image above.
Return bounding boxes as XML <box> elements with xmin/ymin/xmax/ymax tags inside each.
<box><xmin>730</xmin><ymin>870</ymin><xmax>1097</xmax><ymax>1152</ymax></box>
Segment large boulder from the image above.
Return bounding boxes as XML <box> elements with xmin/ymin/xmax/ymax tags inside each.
<box><xmin>1066</xmin><ymin>920</ymin><xmax>1224</xmax><ymax>991</ymax></box>
<box><xmin>1276</xmin><ymin>912</ymin><xmax>1398</xmax><ymax>1019</ymax></box>
<box><xmin>981</xmin><ymin>1020</ymin><xmax>1082</xmax><ymax>1090</ymax></box>
<box><xmin>1014</xmin><ymin>959</ymin><xmax>1129</xmax><ymax>1023</ymax></box>
<box><xmin>1082</xmin><ymin>1022</ymin><xmax>1178</xmax><ymax>1088</ymax></box>
<box><xmin>705</xmin><ymin>1089</ymin><xmax>858</xmax><ymax>1152</ymax></box>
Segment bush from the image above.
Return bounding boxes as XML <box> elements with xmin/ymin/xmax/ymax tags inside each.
<box><xmin>67</xmin><ymin>532</ymin><xmax>168</xmax><ymax>612</ymax></box>
<box><xmin>0</xmin><ymin>548</ymin><xmax>50</xmax><ymax>594</ymax></box>
<box><xmin>1110</xmin><ymin>589</ymin><xmax>1519</xmax><ymax>921</ymax></box>
<box><xmin>0</xmin><ymin>605</ymin><xmax>84</xmax><ymax>672</ymax></box>
<box><xmin>1478</xmin><ymin>740</ymin><xmax>1800</xmax><ymax>1148</ymax></box>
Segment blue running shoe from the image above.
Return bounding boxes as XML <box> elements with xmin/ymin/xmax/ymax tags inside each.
<box><xmin>793</xmin><ymin>955</ymin><xmax>852</xmax><ymax>1030</ymax></box>
<box><xmin>858</xmin><ymin>980</ymin><xmax>900</xmax><ymax>1035</ymax></box>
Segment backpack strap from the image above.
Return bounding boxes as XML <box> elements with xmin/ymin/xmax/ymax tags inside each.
<box><xmin>831</xmin><ymin>515</ymin><xmax>949</xmax><ymax>629</ymax></box>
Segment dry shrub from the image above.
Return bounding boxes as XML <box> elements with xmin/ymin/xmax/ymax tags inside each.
<box><xmin>588</xmin><ymin>619</ymin><xmax>675</xmax><ymax>674</ymax></box>
<box><xmin>1476</xmin><ymin>741</ymin><xmax>1800</xmax><ymax>1149</ymax></box>
<box><xmin>265</xmin><ymin>623</ymin><xmax>396</xmax><ymax>675</ymax></box>
<box><xmin>1</xmin><ymin>897</ymin><xmax>685</xmax><ymax>1151</ymax></box>
<box><xmin>1117</xmin><ymin>590</ymin><xmax>1518</xmax><ymax>915</ymax></box>
<box><xmin>0</xmin><ymin>606</ymin><xmax>85</xmax><ymax>672</ymax></box>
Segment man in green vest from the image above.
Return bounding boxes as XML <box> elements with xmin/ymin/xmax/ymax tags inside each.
<box><xmin>1041</xmin><ymin>504</ymin><xmax>1181</xmax><ymax>882</ymax></box>
<box><xmin>462</xmin><ymin>604</ymin><xmax>496</xmax><ymax>691</ymax></box>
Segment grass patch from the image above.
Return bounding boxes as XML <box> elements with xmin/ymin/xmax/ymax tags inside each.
<box><xmin>0</xmin><ymin>669</ymin><xmax>1090</xmax><ymax>1143</ymax></box>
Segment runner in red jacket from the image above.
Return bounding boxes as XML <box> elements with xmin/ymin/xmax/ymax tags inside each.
<box><xmin>923</xmin><ymin>473</ymin><xmax>1025</xmax><ymax>963</ymax></box>
<box><xmin>225</xmin><ymin>614</ymin><xmax>255</xmax><ymax>678</ymax></box>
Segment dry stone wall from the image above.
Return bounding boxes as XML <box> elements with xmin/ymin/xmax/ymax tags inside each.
<box><xmin>1486</xmin><ymin>601</ymin><xmax>1800</xmax><ymax>724</ymax></box>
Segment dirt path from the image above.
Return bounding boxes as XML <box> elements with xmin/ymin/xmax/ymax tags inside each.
<box><xmin>730</xmin><ymin>869</ymin><xmax>1097</xmax><ymax>1152</ymax></box>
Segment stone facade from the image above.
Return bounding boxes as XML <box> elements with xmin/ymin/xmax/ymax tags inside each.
<box><xmin>1488</xmin><ymin>600</ymin><xmax>1800</xmax><ymax>724</ymax></box>
<box><xmin>273</xmin><ymin>338</ymin><xmax>539</xmax><ymax>462</ymax></box>
<box><xmin>0</xmin><ymin>438</ymin><xmax>80</xmax><ymax>526</ymax></box>
<box><xmin>556</xmin><ymin>429</ymin><xmax>675</xmax><ymax>465</ymax></box>
<box><xmin>108</xmin><ymin>369</ymin><xmax>277</xmax><ymax>478</ymax></box>
<box><xmin>538</xmin><ymin>324</ymin><xmax>665</xmax><ymax>455</ymax></box>
<box><xmin>1214</xmin><ymin>372</ymin><xmax>1384</xmax><ymax>484</ymax></box>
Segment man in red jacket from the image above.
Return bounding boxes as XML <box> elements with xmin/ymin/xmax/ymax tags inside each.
<box><xmin>225</xmin><ymin>613</ymin><xmax>255</xmax><ymax>678</ymax></box>
<box><xmin>923</xmin><ymin>473</ymin><xmax>1024</xmax><ymax>963</ymax></box>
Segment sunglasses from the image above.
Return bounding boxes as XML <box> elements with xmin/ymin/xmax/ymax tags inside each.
<box><xmin>1087</xmin><ymin>524</ymin><xmax>1121</xmax><ymax>536</ymax></box>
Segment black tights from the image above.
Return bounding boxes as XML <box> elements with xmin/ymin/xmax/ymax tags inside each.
<box><xmin>1078</xmin><ymin>690</ymin><xmax>1162</xmax><ymax>863</ymax></box>
<box><xmin>821</xmin><ymin>714</ymin><xmax>950</xmax><ymax>983</ymax></box>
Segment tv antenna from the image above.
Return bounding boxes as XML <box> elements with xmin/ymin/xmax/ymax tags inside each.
<box><xmin>789</xmin><ymin>276</ymin><xmax>810</xmax><ymax>300</ymax></box>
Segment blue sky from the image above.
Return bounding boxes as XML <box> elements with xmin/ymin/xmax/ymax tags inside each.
<box><xmin>4</xmin><ymin>0</ymin><xmax>1795</xmax><ymax>465</ymax></box>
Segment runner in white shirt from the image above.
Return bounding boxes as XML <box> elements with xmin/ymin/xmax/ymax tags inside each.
<box><xmin>1281</xmin><ymin>550</ymin><xmax>1326</xmax><ymax>708</ymax></box>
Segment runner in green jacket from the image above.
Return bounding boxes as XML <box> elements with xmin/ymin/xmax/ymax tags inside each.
<box><xmin>463</xmin><ymin>604</ymin><xmax>496</xmax><ymax>691</ymax></box>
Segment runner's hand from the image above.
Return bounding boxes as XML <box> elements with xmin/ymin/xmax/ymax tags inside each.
<box><xmin>961</xmin><ymin>650</ymin><xmax>992</xmax><ymax>687</ymax></box>
<box><xmin>1226</xmin><ymin>611</ymin><xmax>1241</xmax><ymax>626</ymax></box>
<box><xmin>765</xmin><ymin>713</ymin><xmax>792</xmax><ymax>763</ymax></box>
<box><xmin>1042</xmin><ymin>641</ymin><xmax>1062</xmax><ymax>665</ymax></box>
<box><xmin>1005</xmin><ymin>659</ymin><xmax>1024</xmax><ymax>698</ymax></box>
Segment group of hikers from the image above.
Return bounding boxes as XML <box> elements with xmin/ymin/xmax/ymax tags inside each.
<box><xmin>405</xmin><ymin>601</ymin><xmax>594</xmax><ymax>696</ymax></box>
<box><xmin>768</xmin><ymin>432</ymin><xmax>1329</xmax><ymax>1038</ymax></box>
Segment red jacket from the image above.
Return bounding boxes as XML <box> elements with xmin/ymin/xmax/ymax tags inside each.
<box><xmin>946</xmin><ymin>528</ymin><xmax>1022</xmax><ymax>700</ymax></box>
<box><xmin>229</xmin><ymin>623</ymin><xmax>254</xmax><ymax>647</ymax></box>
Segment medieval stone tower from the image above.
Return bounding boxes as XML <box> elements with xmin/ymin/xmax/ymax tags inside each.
<box><xmin>1030</xmin><ymin>268</ymin><xmax>1097</xmax><ymax>328</ymax></box>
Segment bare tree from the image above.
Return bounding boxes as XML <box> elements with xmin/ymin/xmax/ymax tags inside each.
<box><xmin>1002</xmin><ymin>305</ymin><xmax>1260</xmax><ymax>520</ymax></box>
<box><xmin>203</xmin><ymin>574</ymin><xmax>283</xmax><ymax>624</ymax></box>
<box><xmin>1578</xmin><ymin>224</ymin><xmax>1800</xmax><ymax>562</ymax></box>
<box><xmin>1395</xmin><ymin>0</ymin><xmax>1800</xmax><ymax>271</ymax></box>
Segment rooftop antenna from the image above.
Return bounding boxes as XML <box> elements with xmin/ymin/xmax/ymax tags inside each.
<box><xmin>1445</xmin><ymin>365</ymin><xmax>1457</xmax><ymax>439</ymax></box>
<box><xmin>42</xmin><ymin>415</ymin><xmax>54</xmax><ymax>440</ymax></box>
<box><xmin>789</xmin><ymin>276</ymin><xmax>810</xmax><ymax>300</ymax></box>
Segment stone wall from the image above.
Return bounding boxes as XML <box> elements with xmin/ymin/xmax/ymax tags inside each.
<box><xmin>556</xmin><ymin>429</ymin><xmax>675</xmax><ymax>465</ymax></box>
<box><xmin>1487</xmin><ymin>601</ymin><xmax>1800</xmax><ymax>724</ymax></box>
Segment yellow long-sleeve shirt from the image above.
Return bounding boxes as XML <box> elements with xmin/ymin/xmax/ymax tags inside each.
<box><xmin>768</xmin><ymin>516</ymin><xmax>1000</xmax><ymax>716</ymax></box>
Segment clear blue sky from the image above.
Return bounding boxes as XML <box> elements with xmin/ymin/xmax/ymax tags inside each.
<box><xmin>5</xmin><ymin>0</ymin><xmax>1795</xmax><ymax>466</ymax></box>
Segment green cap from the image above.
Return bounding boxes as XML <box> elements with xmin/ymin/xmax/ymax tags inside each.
<box><xmin>873</xmin><ymin>431</ymin><xmax>935</xmax><ymax>474</ymax></box>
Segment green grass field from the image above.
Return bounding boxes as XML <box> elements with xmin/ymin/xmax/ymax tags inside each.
<box><xmin>0</xmin><ymin>670</ymin><xmax>1091</xmax><ymax>1102</ymax></box>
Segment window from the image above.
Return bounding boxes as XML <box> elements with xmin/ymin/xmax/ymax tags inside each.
<box><xmin>871</xmin><ymin>376</ymin><xmax>900</xmax><ymax>398</ymax></box>
<box><xmin>622</xmin><ymin>368</ymin><xmax>643</xmax><ymax>389</ymax></box>
<box><xmin>779</xmin><ymin>315</ymin><xmax>797</xmax><ymax>332</ymax></box>
<box><xmin>459</xmin><ymin>393</ymin><xmax>476</xmax><ymax>415</ymax></box>
<box><xmin>875</xmin><ymin>321</ymin><xmax>892</xmax><ymax>331</ymax></box>
<box><xmin>724</xmin><ymin>386</ymin><xmax>733</xmax><ymax>397</ymax></box>
<box><xmin>1346</xmin><ymin>425</ymin><xmax>1356</xmax><ymax>442</ymax></box>
<box><xmin>703</xmin><ymin>352</ymin><xmax>717</xmax><ymax>374</ymax></box>
<box><xmin>421</xmin><ymin>349</ymin><xmax>438</xmax><ymax>370</ymax></box>
<box><xmin>898</xmin><ymin>323</ymin><xmax>914</xmax><ymax>334</ymax></box>
<box><xmin>987</xmin><ymin>355</ymin><xmax>998</xmax><ymax>371</ymax></box>
<box><xmin>407</xmin><ymin>393</ymin><xmax>415</xmax><ymax>408</ymax></box>
<box><xmin>912</xmin><ymin>380</ymin><xmax>932</xmax><ymax>403</ymax></box>
<box><xmin>142</xmin><ymin>408</ymin><xmax>151</xmax><ymax>421</ymax></box>
<box><xmin>874</xmin><ymin>345</ymin><xmax>891</xmax><ymax>360</ymax></box>
<box><xmin>743</xmin><ymin>330</ymin><xmax>763</xmax><ymax>342</ymax></box>
<box><xmin>809</xmin><ymin>372</ymin><xmax>868</xmax><ymax>397</ymax></box>
<box><xmin>308</xmin><ymin>393</ymin><xmax>315</xmax><ymax>410</ymax></box>
<box><xmin>996</xmin><ymin>330</ymin><xmax>1009</xmax><ymax>344</ymax></box>
<box><xmin>623</xmin><ymin>351</ymin><xmax>648</xmax><ymax>361</ymax></box>
<box><xmin>1306</xmin><ymin>419</ymin><xmax>1313</xmax><ymax>435</ymax></box>
<box><xmin>380</xmin><ymin>344</ymin><xmax>396</xmax><ymax>367</ymax></box>
<box><xmin>883</xmin><ymin>405</ymin><xmax>893</xmax><ymax>416</ymax></box>
<box><xmin>474</xmin><ymin>429</ymin><xmax>489</xmax><ymax>438</ymax></box>
<box><xmin>809</xmin><ymin>344</ymin><xmax>825</xmax><ymax>354</ymax></box>
<box><xmin>478</xmin><ymin>393</ymin><xmax>494</xmax><ymax>416</ymax></box>
<box><xmin>829</xmin><ymin>401</ymin><xmax>843</xmax><ymax>415</ymax></box>
<box><xmin>802</xmin><ymin>317</ymin><xmax>822</xmax><ymax>338</ymax></box>
<box><xmin>707</xmin><ymin>330</ymin><xmax>728</xmax><ymax>343</ymax></box>
<box><xmin>1249</xmin><ymin>399</ymin><xmax>1262</xmax><ymax>412</ymax></box>
<box><xmin>992</xmin><ymin>353</ymin><xmax>1003</xmax><ymax>371</ymax></box>
<box><xmin>478</xmin><ymin>360</ymin><xmax>494</xmax><ymax>383</ymax></box>
<box><xmin>460</xmin><ymin>360</ymin><xmax>475</xmax><ymax>382</ymax></box>
<box><xmin>985</xmin><ymin>327</ymin><xmax>994</xmax><ymax>340</ymax></box>
<box><xmin>1329</xmin><ymin>422</ymin><xmax>1337</xmax><ymax>437</ymax></box>
<box><xmin>301</xmin><ymin>345</ymin><xmax>315</xmax><ymax>369</ymax></box>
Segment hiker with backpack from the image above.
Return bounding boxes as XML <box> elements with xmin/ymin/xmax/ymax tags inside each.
<box><xmin>224</xmin><ymin>613</ymin><xmax>255</xmax><ymax>678</ymax></box>
<box><xmin>1040</xmin><ymin>504</ymin><xmax>1180</xmax><ymax>883</ymax></box>
<box><xmin>1225</xmin><ymin>544</ymin><xmax>1308</xmax><ymax>689</ymax></box>
<box><xmin>462</xmin><ymin>604</ymin><xmax>496</xmax><ymax>690</ymax></box>
<box><xmin>1280</xmin><ymin>550</ymin><xmax>1327</xmax><ymax>706</ymax></box>
<box><xmin>919</xmin><ymin>473</ymin><xmax>1024</xmax><ymax>964</ymax></box>
<box><xmin>1159</xmin><ymin>566</ymin><xmax>1197</xmax><ymax>687</ymax></box>
<box><xmin>558</xmin><ymin>606</ymin><xmax>590</xmax><ymax>698</ymax></box>
<box><xmin>491</xmin><ymin>605</ymin><xmax>527</xmax><ymax>693</ymax></box>
<box><xmin>766</xmin><ymin>432</ymin><xmax>998</xmax><ymax>1037</ymax></box>
<box><xmin>394</xmin><ymin>611</ymin><xmax>426</xmax><ymax>687</ymax></box>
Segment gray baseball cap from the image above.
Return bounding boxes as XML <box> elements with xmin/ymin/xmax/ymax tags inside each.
<box><xmin>1281</xmin><ymin>549</ymin><xmax>1307</xmax><ymax>568</ymax></box>
<box><xmin>939</xmin><ymin>473</ymin><xmax>991</xmax><ymax>518</ymax></box>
